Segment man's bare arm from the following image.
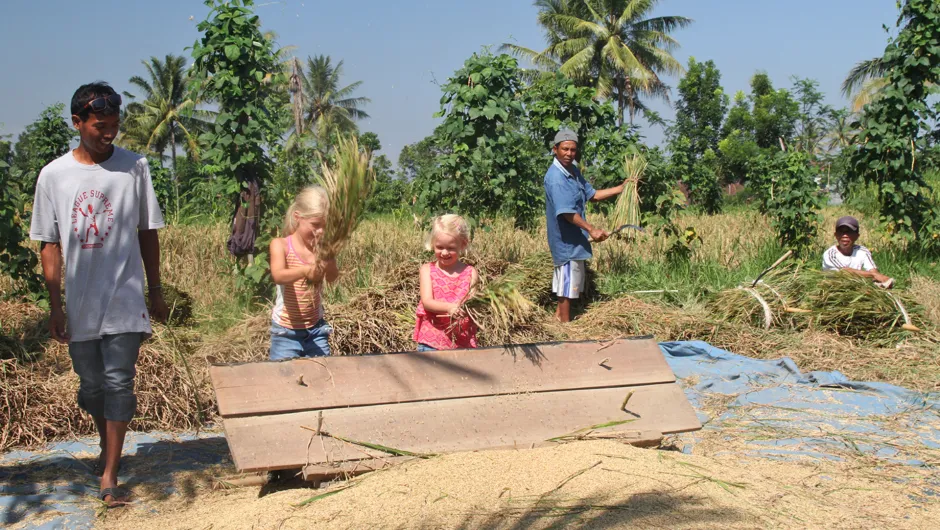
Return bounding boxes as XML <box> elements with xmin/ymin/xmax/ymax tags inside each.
<box><xmin>561</xmin><ymin>213</ymin><xmax>608</xmax><ymax>242</ymax></box>
<box><xmin>39</xmin><ymin>242</ymin><xmax>68</xmax><ymax>342</ymax></box>
<box><xmin>138</xmin><ymin>229</ymin><xmax>168</xmax><ymax>322</ymax></box>
<box><xmin>838</xmin><ymin>267</ymin><xmax>891</xmax><ymax>284</ymax></box>
<box><xmin>590</xmin><ymin>183</ymin><xmax>625</xmax><ymax>202</ymax></box>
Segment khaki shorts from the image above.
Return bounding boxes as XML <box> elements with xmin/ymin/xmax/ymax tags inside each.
<box><xmin>552</xmin><ymin>260</ymin><xmax>586</xmax><ymax>299</ymax></box>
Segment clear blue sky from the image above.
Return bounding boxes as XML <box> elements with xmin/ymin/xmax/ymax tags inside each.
<box><xmin>0</xmin><ymin>0</ymin><xmax>899</xmax><ymax>162</ymax></box>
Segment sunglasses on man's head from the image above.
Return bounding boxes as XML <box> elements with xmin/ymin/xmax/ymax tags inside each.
<box><xmin>82</xmin><ymin>94</ymin><xmax>122</xmax><ymax>112</ymax></box>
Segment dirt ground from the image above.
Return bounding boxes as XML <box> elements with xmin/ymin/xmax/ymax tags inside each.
<box><xmin>99</xmin><ymin>436</ymin><xmax>937</xmax><ymax>530</ymax></box>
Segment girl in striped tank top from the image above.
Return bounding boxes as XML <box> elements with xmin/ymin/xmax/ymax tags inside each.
<box><xmin>268</xmin><ymin>186</ymin><xmax>339</xmax><ymax>360</ymax></box>
<box><xmin>414</xmin><ymin>214</ymin><xmax>479</xmax><ymax>351</ymax></box>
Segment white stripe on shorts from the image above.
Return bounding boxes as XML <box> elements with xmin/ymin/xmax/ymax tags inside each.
<box><xmin>552</xmin><ymin>260</ymin><xmax>586</xmax><ymax>299</ymax></box>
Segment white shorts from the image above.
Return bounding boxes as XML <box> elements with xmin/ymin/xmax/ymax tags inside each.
<box><xmin>552</xmin><ymin>260</ymin><xmax>586</xmax><ymax>299</ymax></box>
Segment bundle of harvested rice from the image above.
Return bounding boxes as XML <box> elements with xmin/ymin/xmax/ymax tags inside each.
<box><xmin>806</xmin><ymin>271</ymin><xmax>921</xmax><ymax>339</ymax></box>
<box><xmin>709</xmin><ymin>286</ymin><xmax>777</xmax><ymax>329</ymax></box>
<box><xmin>565</xmin><ymin>295</ymin><xmax>698</xmax><ymax>342</ymax></box>
<box><xmin>502</xmin><ymin>251</ymin><xmax>555</xmax><ymax>307</ymax></box>
<box><xmin>460</xmin><ymin>272</ymin><xmax>537</xmax><ymax>345</ymax></box>
<box><xmin>0</xmin><ymin>323</ymin><xmax>214</xmax><ymax>450</ymax></box>
<box><xmin>709</xmin><ymin>264</ymin><xmax>810</xmax><ymax>330</ymax></box>
<box><xmin>327</xmin><ymin>261</ymin><xmax>421</xmax><ymax>355</ymax></box>
<box><xmin>145</xmin><ymin>283</ymin><xmax>195</xmax><ymax>327</ymax></box>
<box><xmin>710</xmin><ymin>266</ymin><xmax>923</xmax><ymax>340</ymax></box>
<box><xmin>315</xmin><ymin>136</ymin><xmax>375</xmax><ymax>260</ymax></box>
<box><xmin>608</xmin><ymin>152</ymin><xmax>646</xmax><ymax>230</ymax></box>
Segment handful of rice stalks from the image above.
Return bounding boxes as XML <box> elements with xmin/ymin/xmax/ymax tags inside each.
<box><xmin>315</xmin><ymin>136</ymin><xmax>375</xmax><ymax>260</ymax></box>
<box><xmin>608</xmin><ymin>153</ymin><xmax>647</xmax><ymax>231</ymax></box>
<box><xmin>461</xmin><ymin>274</ymin><xmax>537</xmax><ymax>343</ymax></box>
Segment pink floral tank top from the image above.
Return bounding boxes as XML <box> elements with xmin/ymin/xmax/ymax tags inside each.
<box><xmin>271</xmin><ymin>236</ymin><xmax>323</xmax><ymax>329</ymax></box>
<box><xmin>413</xmin><ymin>262</ymin><xmax>478</xmax><ymax>350</ymax></box>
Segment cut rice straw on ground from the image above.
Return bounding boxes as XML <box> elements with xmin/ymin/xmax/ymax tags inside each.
<box><xmin>807</xmin><ymin>271</ymin><xmax>922</xmax><ymax>339</ymax></box>
<box><xmin>709</xmin><ymin>265</ymin><xmax>927</xmax><ymax>341</ymax></box>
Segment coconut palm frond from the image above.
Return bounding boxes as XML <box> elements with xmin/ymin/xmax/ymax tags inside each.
<box><xmin>525</xmin><ymin>0</ymin><xmax>691</xmax><ymax>124</ymax></box>
<box><xmin>841</xmin><ymin>57</ymin><xmax>886</xmax><ymax>100</ymax></box>
<box><xmin>121</xmin><ymin>54</ymin><xmax>213</xmax><ymax>169</ymax></box>
<box><xmin>294</xmin><ymin>54</ymin><xmax>370</xmax><ymax>142</ymax></box>
<box><xmin>851</xmin><ymin>77</ymin><xmax>890</xmax><ymax>112</ymax></box>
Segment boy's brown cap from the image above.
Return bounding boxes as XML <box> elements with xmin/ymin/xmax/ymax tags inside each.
<box><xmin>835</xmin><ymin>216</ymin><xmax>859</xmax><ymax>232</ymax></box>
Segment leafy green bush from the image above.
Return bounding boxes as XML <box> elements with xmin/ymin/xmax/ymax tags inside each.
<box><xmin>365</xmin><ymin>154</ymin><xmax>410</xmax><ymax>215</ymax></box>
<box><xmin>0</xmin><ymin>144</ymin><xmax>42</xmax><ymax>296</ymax></box>
<box><xmin>849</xmin><ymin>0</ymin><xmax>940</xmax><ymax>247</ymax></box>
<box><xmin>1</xmin><ymin>104</ymin><xmax>73</xmax><ymax>297</ymax></box>
<box><xmin>417</xmin><ymin>52</ymin><xmax>540</xmax><ymax>227</ymax></box>
<box><xmin>751</xmin><ymin>151</ymin><xmax>824</xmax><ymax>256</ymax></box>
<box><xmin>414</xmin><ymin>51</ymin><xmax>642</xmax><ymax>228</ymax></box>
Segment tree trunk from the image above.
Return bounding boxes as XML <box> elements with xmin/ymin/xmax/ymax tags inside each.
<box><xmin>170</xmin><ymin>124</ymin><xmax>177</xmax><ymax>176</ymax></box>
<box><xmin>629</xmin><ymin>91</ymin><xmax>636</xmax><ymax>125</ymax></box>
<box><xmin>617</xmin><ymin>76</ymin><xmax>625</xmax><ymax>126</ymax></box>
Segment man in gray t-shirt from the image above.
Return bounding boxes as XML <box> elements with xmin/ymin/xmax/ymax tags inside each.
<box><xmin>29</xmin><ymin>82</ymin><xmax>167</xmax><ymax>507</ymax></box>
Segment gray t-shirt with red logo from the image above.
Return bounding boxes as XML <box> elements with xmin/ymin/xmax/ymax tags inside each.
<box><xmin>29</xmin><ymin>147</ymin><xmax>165</xmax><ymax>342</ymax></box>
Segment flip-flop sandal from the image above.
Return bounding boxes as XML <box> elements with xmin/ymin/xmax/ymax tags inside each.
<box><xmin>99</xmin><ymin>486</ymin><xmax>131</xmax><ymax>508</ymax></box>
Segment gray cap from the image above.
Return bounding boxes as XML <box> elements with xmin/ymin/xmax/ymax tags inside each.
<box><xmin>835</xmin><ymin>216</ymin><xmax>860</xmax><ymax>232</ymax></box>
<box><xmin>553</xmin><ymin>129</ymin><xmax>578</xmax><ymax>146</ymax></box>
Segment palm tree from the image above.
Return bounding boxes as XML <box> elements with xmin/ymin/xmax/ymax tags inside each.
<box><xmin>121</xmin><ymin>54</ymin><xmax>211</xmax><ymax>171</ymax></box>
<box><xmin>503</xmin><ymin>0</ymin><xmax>692</xmax><ymax>124</ymax></box>
<box><xmin>841</xmin><ymin>58</ymin><xmax>888</xmax><ymax>112</ymax></box>
<box><xmin>291</xmin><ymin>55</ymin><xmax>370</xmax><ymax>143</ymax></box>
<box><xmin>823</xmin><ymin>109</ymin><xmax>858</xmax><ymax>153</ymax></box>
<box><xmin>839</xmin><ymin>7</ymin><xmax>937</xmax><ymax>112</ymax></box>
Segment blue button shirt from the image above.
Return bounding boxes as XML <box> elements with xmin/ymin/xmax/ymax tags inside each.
<box><xmin>544</xmin><ymin>157</ymin><xmax>596</xmax><ymax>267</ymax></box>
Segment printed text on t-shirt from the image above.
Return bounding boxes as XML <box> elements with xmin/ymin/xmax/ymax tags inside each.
<box><xmin>71</xmin><ymin>190</ymin><xmax>115</xmax><ymax>249</ymax></box>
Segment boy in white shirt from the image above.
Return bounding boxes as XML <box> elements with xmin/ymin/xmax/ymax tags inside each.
<box><xmin>29</xmin><ymin>82</ymin><xmax>167</xmax><ymax>507</ymax></box>
<box><xmin>822</xmin><ymin>216</ymin><xmax>893</xmax><ymax>288</ymax></box>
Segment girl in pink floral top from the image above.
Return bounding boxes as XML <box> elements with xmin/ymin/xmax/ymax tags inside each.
<box><xmin>413</xmin><ymin>214</ymin><xmax>479</xmax><ymax>351</ymax></box>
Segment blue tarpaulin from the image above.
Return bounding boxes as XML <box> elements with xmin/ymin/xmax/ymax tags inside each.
<box><xmin>2</xmin><ymin>341</ymin><xmax>938</xmax><ymax>529</ymax></box>
<box><xmin>659</xmin><ymin>341</ymin><xmax>939</xmax><ymax>465</ymax></box>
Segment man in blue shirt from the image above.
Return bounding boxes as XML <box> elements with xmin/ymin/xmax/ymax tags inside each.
<box><xmin>545</xmin><ymin>129</ymin><xmax>627</xmax><ymax>322</ymax></box>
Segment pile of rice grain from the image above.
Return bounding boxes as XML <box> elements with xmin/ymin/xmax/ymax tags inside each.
<box><xmin>101</xmin><ymin>440</ymin><xmax>938</xmax><ymax>530</ymax></box>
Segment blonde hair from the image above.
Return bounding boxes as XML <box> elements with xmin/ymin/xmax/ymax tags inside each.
<box><xmin>425</xmin><ymin>214</ymin><xmax>471</xmax><ymax>252</ymax></box>
<box><xmin>283</xmin><ymin>186</ymin><xmax>329</xmax><ymax>235</ymax></box>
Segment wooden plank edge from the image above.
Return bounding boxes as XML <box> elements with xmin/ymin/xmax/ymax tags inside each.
<box><xmin>216</xmin><ymin>379</ymin><xmax>681</xmax><ymax>419</ymax></box>
<box><xmin>208</xmin><ymin>336</ymin><xmax>657</xmax><ymax>368</ymax></box>
<box><xmin>223</xmin><ymin>385</ymin><xmax>702</xmax><ymax>473</ymax></box>
<box><xmin>219</xmin><ymin>415</ymin><xmax>245</xmax><ymax>472</ymax></box>
<box><xmin>299</xmin><ymin>430</ymin><xmax>665</xmax><ymax>482</ymax></box>
<box><xmin>213</xmin><ymin>474</ymin><xmax>269</xmax><ymax>490</ymax></box>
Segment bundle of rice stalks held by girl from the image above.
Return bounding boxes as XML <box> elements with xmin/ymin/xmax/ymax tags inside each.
<box><xmin>608</xmin><ymin>152</ymin><xmax>647</xmax><ymax>231</ymax></box>
<box><xmin>316</xmin><ymin>136</ymin><xmax>375</xmax><ymax>260</ymax></box>
<box><xmin>460</xmin><ymin>273</ymin><xmax>537</xmax><ymax>344</ymax></box>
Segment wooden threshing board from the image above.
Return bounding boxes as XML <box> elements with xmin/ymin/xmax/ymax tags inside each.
<box><xmin>209</xmin><ymin>338</ymin><xmax>701</xmax><ymax>473</ymax></box>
